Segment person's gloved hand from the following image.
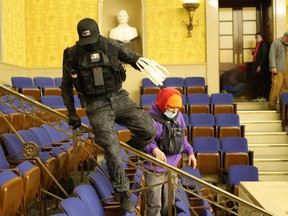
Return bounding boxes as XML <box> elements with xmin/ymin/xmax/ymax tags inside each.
<box><xmin>68</xmin><ymin>112</ymin><xmax>81</xmax><ymax>129</ymax></box>
<box><xmin>136</xmin><ymin>57</ymin><xmax>169</xmax><ymax>86</ymax></box>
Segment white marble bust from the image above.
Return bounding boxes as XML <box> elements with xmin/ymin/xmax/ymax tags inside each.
<box><xmin>109</xmin><ymin>10</ymin><xmax>138</xmax><ymax>43</ymax></box>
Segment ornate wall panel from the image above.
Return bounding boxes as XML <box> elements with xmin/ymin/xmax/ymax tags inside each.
<box><xmin>25</xmin><ymin>0</ymin><xmax>99</xmax><ymax>68</ymax></box>
<box><xmin>145</xmin><ymin>0</ymin><xmax>206</xmax><ymax>64</ymax></box>
<box><xmin>3</xmin><ymin>0</ymin><xmax>26</xmax><ymax>66</ymax></box>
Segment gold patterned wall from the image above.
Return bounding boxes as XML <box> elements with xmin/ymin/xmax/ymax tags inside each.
<box><xmin>25</xmin><ymin>0</ymin><xmax>99</xmax><ymax>68</ymax></box>
<box><xmin>3</xmin><ymin>0</ymin><xmax>26</xmax><ymax>67</ymax></box>
<box><xmin>3</xmin><ymin>0</ymin><xmax>206</xmax><ymax>68</ymax></box>
<box><xmin>146</xmin><ymin>0</ymin><xmax>206</xmax><ymax>64</ymax></box>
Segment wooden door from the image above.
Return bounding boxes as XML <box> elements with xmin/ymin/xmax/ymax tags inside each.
<box><xmin>219</xmin><ymin>0</ymin><xmax>272</xmax><ymax>99</ymax></box>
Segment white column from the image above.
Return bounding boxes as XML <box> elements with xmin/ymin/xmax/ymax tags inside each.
<box><xmin>206</xmin><ymin>0</ymin><xmax>219</xmax><ymax>94</ymax></box>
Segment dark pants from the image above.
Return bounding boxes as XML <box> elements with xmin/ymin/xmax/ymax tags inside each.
<box><xmin>252</xmin><ymin>67</ymin><xmax>270</xmax><ymax>99</ymax></box>
<box><xmin>228</xmin><ymin>83</ymin><xmax>248</xmax><ymax>98</ymax></box>
<box><xmin>85</xmin><ymin>89</ymin><xmax>156</xmax><ymax>192</ymax></box>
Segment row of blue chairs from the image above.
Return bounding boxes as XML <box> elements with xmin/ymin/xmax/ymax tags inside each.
<box><xmin>12</xmin><ymin>76</ymin><xmax>62</xmax><ymax>88</ymax></box>
<box><xmin>182</xmin><ymin>113</ymin><xmax>244</xmax><ymax>142</ymax></box>
<box><xmin>0</xmin><ymin>146</ymin><xmax>41</xmax><ymax>215</ymax></box>
<box><xmin>191</xmin><ymin>136</ymin><xmax>253</xmax><ymax>184</ymax></box>
<box><xmin>115</xmin><ymin>113</ymin><xmax>244</xmax><ymax>144</ymax></box>
<box><xmin>39</xmin><ymin>95</ymin><xmax>86</xmax><ymax>117</ymax></box>
<box><xmin>52</xmin><ymin>184</ymin><xmax>136</xmax><ymax>216</ymax></box>
<box><xmin>178</xmin><ymin>164</ymin><xmax>259</xmax><ymax>215</ymax></box>
<box><xmin>141</xmin><ymin>77</ymin><xmax>207</xmax><ymax>95</ymax></box>
<box><xmin>140</xmin><ymin>93</ymin><xmax>236</xmax><ymax>115</ymax></box>
<box><xmin>11</xmin><ymin>76</ymin><xmax>63</xmax><ymax>100</ymax></box>
<box><xmin>0</xmin><ymin>94</ymin><xmax>85</xmax><ymax>135</ymax></box>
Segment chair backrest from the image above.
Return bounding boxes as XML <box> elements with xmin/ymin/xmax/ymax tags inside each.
<box><xmin>60</xmin><ymin>197</ymin><xmax>90</xmax><ymax>216</ymax></box>
<box><xmin>40</xmin><ymin>96</ymin><xmax>65</xmax><ymax>108</ymax></box>
<box><xmin>0</xmin><ymin>170</ymin><xmax>23</xmax><ymax>216</ymax></box>
<box><xmin>0</xmin><ymin>146</ymin><xmax>10</xmax><ymax>169</ymax></box>
<box><xmin>215</xmin><ymin>113</ymin><xmax>240</xmax><ymax>127</ymax></box>
<box><xmin>187</xmin><ymin>94</ymin><xmax>210</xmax><ymax>105</ymax></box>
<box><xmin>29</xmin><ymin>127</ymin><xmax>53</xmax><ymax>146</ymax></box>
<box><xmin>181</xmin><ymin>94</ymin><xmax>187</xmax><ymax>105</ymax></box>
<box><xmin>181</xmin><ymin>166</ymin><xmax>201</xmax><ymax>179</ymax></box>
<box><xmin>187</xmin><ymin>94</ymin><xmax>210</xmax><ymax>114</ymax></box>
<box><xmin>11</xmin><ymin>77</ymin><xmax>34</xmax><ymax>88</ymax></box>
<box><xmin>18</xmin><ymin>129</ymin><xmax>40</xmax><ymax>143</ymax></box>
<box><xmin>73</xmin><ymin>95</ymin><xmax>82</xmax><ymax>108</ymax></box>
<box><xmin>87</xmin><ymin>172</ymin><xmax>115</xmax><ymax>205</ymax></box>
<box><xmin>175</xmin><ymin>188</ymin><xmax>190</xmax><ymax>215</ymax></box>
<box><xmin>221</xmin><ymin>137</ymin><xmax>248</xmax><ymax>153</ymax></box>
<box><xmin>228</xmin><ymin>165</ymin><xmax>258</xmax><ymax>186</ymax></box>
<box><xmin>193</xmin><ymin>137</ymin><xmax>220</xmax><ymax>154</ymax></box>
<box><xmin>184</xmin><ymin>77</ymin><xmax>205</xmax><ymax>87</ymax></box>
<box><xmin>51</xmin><ymin>147</ymin><xmax>65</xmax><ymax>157</ymax></box>
<box><xmin>142</xmin><ymin>78</ymin><xmax>160</xmax><ymax>88</ymax></box>
<box><xmin>15</xmin><ymin>160</ymin><xmax>41</xmax><ymax>206</ymax></box>
<box><xmin>163</xmin><ymin>77</ymin><xmax>185</xmax><ymax>87</ymax></box>
<box><xmin>140</xmin><ymin>94</ymin><xmax>157</xmax><ymax>107</ymax></box>
<box><xmin>33</xmin><ymin>77</ymin><xmax>55</xmax><ymax>87</ymax></box>
<box><xmin>74</xmin><ymin>184</ymin><xmax>105</xmax><ymax>216</ymax></box>
<box><xmin>1</xmin><ymin>133</ymin><xmax>25</xmax><ymax>160</ymax></box>
<box><xmin>190</xmin><ymin>113</ymin><xmax>215</xmax><ymax>127</ymax></box>
<box><xmin>182</xmin><ymin>114</ymin><xmax>189</xmax><ymax>127</ymax></box>
<box><xmin>41</xmin><ymin>124</ymin><xmax>64</xmax><ymax>142</ymax></box>
<box><xmin>202</xmin><ymin>209</ymin><xmax>213</xmax><ymax>216</ymax></box>
<box><xmin>54</xmin><ymin>77</ymin><xmax>63</xmax><ymax>87</ymax></box>
<box><xmin>0</xmin><ymin>99</ymin><xmax>14</xmax><ymax>112</ymax></box>
<box><xmin>210</xmin><ymin>93</ymin><xmax>234</xmax><ymax>105</ymax></box>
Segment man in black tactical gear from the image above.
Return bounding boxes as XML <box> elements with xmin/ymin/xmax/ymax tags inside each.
<box><xmin>61</xmin><ymin>18</ymin><xmax>157</xmax><ymax>213</ymax></box>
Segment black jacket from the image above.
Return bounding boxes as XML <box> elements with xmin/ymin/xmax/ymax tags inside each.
<box><xmin>253</xmin><ymin>41</ymin><xmax>270</xmax><ymax>75</ymax></box>
<box><xmin>61</xmin><ymin>36</ymin><xmax>141</xmax><ymax>114</ymax></box>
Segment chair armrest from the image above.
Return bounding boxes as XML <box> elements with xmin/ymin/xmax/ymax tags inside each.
<box><xmin>233</xmin><ymin>103</ymin><xmax>237</xmax><ymax>113</ymax></box>
<box><xmin>240</xmin><ymin>125</ymin><xmax>245</xmax><ymax>137</ymax></box>
<box><xmin>41</xmin><ymin>147</ymin><xmax>53</xmax><ymax>151</ymax></box>
<box><xmin>248</xmin><ymin>150</ymin><xmax>254</xmax><ymax>166</ymax></box>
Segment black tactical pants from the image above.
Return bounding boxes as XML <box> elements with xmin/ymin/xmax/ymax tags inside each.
<box><xmin>86</xmin><ymin>89</ymin><xmax>156</xmax><ymax>192</ymax></box>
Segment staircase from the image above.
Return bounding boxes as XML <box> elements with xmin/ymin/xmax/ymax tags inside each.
<box><xmin>238</xmin><ymin>101</ymin><xmax>288</xmax><ymax>181</ymax></box>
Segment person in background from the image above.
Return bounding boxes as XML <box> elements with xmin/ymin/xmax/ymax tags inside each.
<box><xmin>143</xmin><ymin>88</ymin><xmax>197</xmax><ymax>216</ymax></box>
<box><xmin>268</xmin><ymin>32</ymin><xmax>288</xmax><ymax>110</ymax></box>
<box><xmin>251</xmin><ymin>32</ymin><xmax>270</xmax><ymax>102</ymax></box>
<box><xmin>61</xmin><ymin>18</ymin><xmax>158</xmax><ymax>213</ymax></box>
<box><xmin>220</xmin><ymin>67</ymin><xmax>248</xmax><ymax>100</ymax></box>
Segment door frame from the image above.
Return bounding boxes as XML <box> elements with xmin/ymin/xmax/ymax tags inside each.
<box><xmin>205</xmin><ymin>0</ymin><xmax>286</xmax><ymax>95</ymax></box>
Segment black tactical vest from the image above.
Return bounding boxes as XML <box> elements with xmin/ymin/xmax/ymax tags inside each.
<box><xmin>68</xmin><ymin>40</ymin><xmax>126</xmax><ymax>96</ymax></box>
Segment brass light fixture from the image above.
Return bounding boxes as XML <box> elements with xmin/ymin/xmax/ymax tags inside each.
<box><xmin>182</xmin><ymin>0</ymin><xmax>200</xmax><ymax>37</ymax></box>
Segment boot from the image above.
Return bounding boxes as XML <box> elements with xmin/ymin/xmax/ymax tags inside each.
<box><xmin>120</xmin><ymin>191</ymin><xmax>135</xmax><ymax>212</ymax></box>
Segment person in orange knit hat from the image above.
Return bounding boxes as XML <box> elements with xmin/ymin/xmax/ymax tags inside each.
<box><xmin>144</xmin><ymin>88</ymin><xmax>197</xmax><ymax>216</ymax></box>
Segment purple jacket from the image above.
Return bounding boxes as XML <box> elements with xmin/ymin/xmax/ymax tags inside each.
<box><xmin>144</xmin><ymin>104</ymin><xmax>194</xmax><ymax>173</ymax></box>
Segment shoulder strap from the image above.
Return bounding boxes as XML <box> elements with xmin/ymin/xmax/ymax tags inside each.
<box><xmin>149</xmin><ymin>112</ymin><xmax>182</xmax><ymax>127</ymax></box>
<box><xmin>149</xmin><ymin>113</ymin><xmax>168</xmax><ymax>124</ymax></box>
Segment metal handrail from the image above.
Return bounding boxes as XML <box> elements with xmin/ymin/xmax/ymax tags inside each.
<box><xmin>0</xmin><ymin>84</ymin><xmax>275</xmax><ymax>216</ymax></box>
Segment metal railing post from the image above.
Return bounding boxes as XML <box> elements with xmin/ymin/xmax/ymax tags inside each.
<box><xmin>72</xmin><ymin>129</ymin><xmax>79</xmax><ymax>186</ymax></box>
<box><xmin>167</xmin><ymin>170</ymin><xmax>173</xmax><ymax>216</ymax></box>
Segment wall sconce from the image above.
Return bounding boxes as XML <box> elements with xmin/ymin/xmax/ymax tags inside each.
<box><xmin>182</xmin><ymin>0</ymin><xmax>200</xmax><ymax>37</ymax></box>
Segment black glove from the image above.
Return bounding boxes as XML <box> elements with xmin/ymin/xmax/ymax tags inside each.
<box><xmin>68</xmin><ymin>112</ymin><xmax>81</xmax><ymax>129</ymax></box>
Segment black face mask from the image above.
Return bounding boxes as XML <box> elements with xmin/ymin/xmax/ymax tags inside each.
<box><xmin>83</xmin><ymin>37</ymin><xmax>102</xmax><ymax>52</ymax></box>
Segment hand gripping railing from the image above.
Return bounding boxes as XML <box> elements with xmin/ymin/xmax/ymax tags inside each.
<box><xmin>0</xmin><ymin>84</ymin><xmax>275</xmax><ymax>216</ymax></box>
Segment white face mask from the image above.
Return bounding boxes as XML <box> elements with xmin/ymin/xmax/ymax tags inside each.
<box><xmin>164</xmin><ymin>110</ymin><xmax>177</xmax><ymax>119</ymax></box>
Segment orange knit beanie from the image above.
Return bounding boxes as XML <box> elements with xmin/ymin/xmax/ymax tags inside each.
<box><xmin>156</xmin><ymin>88</ymin><xmax>182</xmax><ymax>113</ymax></box>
